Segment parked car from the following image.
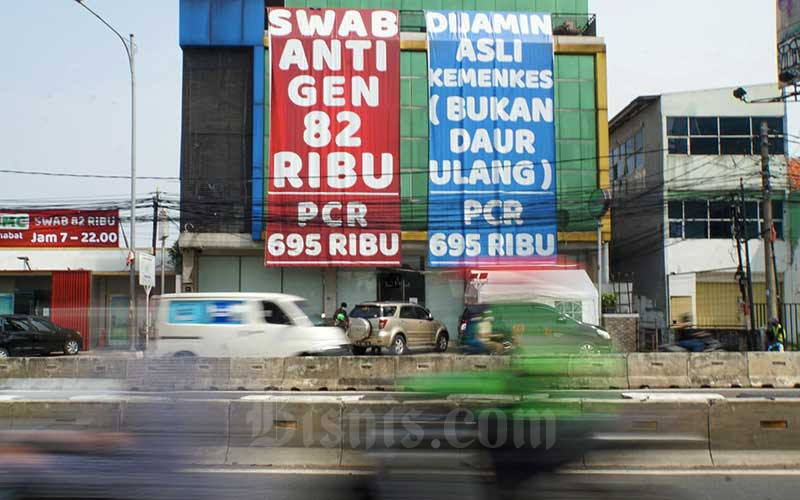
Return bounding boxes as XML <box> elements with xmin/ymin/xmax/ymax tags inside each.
<box><xmin>152</xmin><ymin>293</ymin><xmax>350</xmax><ymax>357</ymax></box>
<box><xmin>460</xmin><ymin>303</ymin><xmax>612</xmax><ymax>355</ymax></box>
<box><xmin>0</xmin><ymin>315</ymin><xmax>83</xmax><ymax>357</ymax></box>
<box><xmin>347</xmin><ymin>302</ymin><xmax>449</xmax><ymax>355</ymax></box>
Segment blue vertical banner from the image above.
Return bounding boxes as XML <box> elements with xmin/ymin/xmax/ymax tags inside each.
<box><xmin>426</xmin><ymin>11</ymin><xmax>557</xmax><ymax>267</ymax></box>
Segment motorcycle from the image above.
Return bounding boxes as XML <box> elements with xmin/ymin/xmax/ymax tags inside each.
<box><xmin>659</xmin><ymin>330</ymin><xmax>723</xmax><ymax>352</ymax></box>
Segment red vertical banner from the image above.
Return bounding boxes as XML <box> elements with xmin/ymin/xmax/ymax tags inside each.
<box><xmin>265</xmin><ymin>8</ymin><xmax>401</xmax><ymax>266</ymax></box>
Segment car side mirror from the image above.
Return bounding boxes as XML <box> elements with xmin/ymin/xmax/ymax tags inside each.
<box><xmin>428</xmin><ymin>313</ymin><xmax>434</xmax><ymax>321</ymax></box>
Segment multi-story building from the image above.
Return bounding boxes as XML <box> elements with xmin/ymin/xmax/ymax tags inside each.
<box><xmin>610</xmin><ymin>84</ymin><xmax>797</xmax><ymax>338</ymax></box>
<box><xmin>177</xmin><ymin>0</ymin><xmax>610</xmax><ymax>334</ymax></box>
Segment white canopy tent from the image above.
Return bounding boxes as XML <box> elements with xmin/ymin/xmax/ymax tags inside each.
<box><xmin>465</xmin><ymin>269</ymin><xmax>600</xmax><ymax>325</ymax></box>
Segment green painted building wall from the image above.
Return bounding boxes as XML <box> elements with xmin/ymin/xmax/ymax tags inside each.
<box><xmin>264</xmin><ymin>0</ymin><xmax>601</xmax><ymax>234</ymax></box>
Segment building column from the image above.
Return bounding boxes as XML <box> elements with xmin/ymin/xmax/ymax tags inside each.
<box><xmin>323</xmin><ymin>268</ymin><xmax>337</xmax><ymax>316</ymax></box>
<box><xmin>181</xmin><ymin>248</ymin><xmax>198</xmax><ymax>292</ymax></box>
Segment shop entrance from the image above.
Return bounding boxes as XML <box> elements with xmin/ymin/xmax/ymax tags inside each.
<box><xmin>378</xmin><ymin>270</ymin><xmax>425</xmax><ymax>305</ymax></box>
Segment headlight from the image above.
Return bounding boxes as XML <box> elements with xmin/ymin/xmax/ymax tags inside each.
<box><xmin>595</xmin><ymin>328</ymin><xmax>611</xmax><ymax>340</ymax></box>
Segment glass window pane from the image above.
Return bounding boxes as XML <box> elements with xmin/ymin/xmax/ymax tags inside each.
<box><xmin>626</xmin><ymin>152</ymin><xmax>635</xmax><ymax>174</ymax></box>
<box><xmin>635</xmin><ymin>129</ymin><xmax>644</xmax><ymax>150</ymax></box>
<box><xmin>773</xmin><ymin>201</ymin><xmax>784</xmax><ymax>219</ymax></box>
<box><xmin>667</xmin><ymin>116</ymin><xmax>688</xmax><ymax>136</ymax></box>
<box><xmin>636</xmin><ymin>152</ymin><xmax>644</xmax><ymax>169</ymax></box>
<box><xmin>690</xmin><ymin>117</ymin><xmax>718</xmax><ymax>136</ymax></box>
<box><xmin>690</xmin><ymin>137</ymin><xmax>719</xmax><ymax>155</ymax></box>
<box><xmin>28</xmin><ymin>318</ymin><xmax>53</xmax><ymax>333</ymax></box>
<box><xmin>710</xmin><ymin>220</ymin><xmax>733</xmax><ymax>239</ymax></box>
<box><xmin>720</xmin><ymin>137</ymin><xmax>752</xmax><ymax>155</ymax></box>
<box><xmin>669</xmin><ymin>138</ymin><xmax>688</xmax><ymax>154</ymax></box>
<box><xmin>774</xmin><ymin>221</ymin><xmax>784</xmax><ymax>240</ymax></box>
<box><xmin>668</xmin><ymin>201</ymin><xmax>683</xmax><ymax>219</ymax></box>
<box><xmin>709</xmin><ymin>202</ymin><xmax>731</xmax><ymax>219</ymax></box>
<box><xmin>685</xmin><ymin>201</ymin><xmax>708</xmax><ymax>219</ymax></box>
<box><xmin>745</xmin><ymin>201</ymin><xmax>759</xmax><ymax>218</ymax></box>
<box><xmin>720</xmin><ymin>117</ymin><xmax>751</xmax><ymax>136</ymax></box>
<box><xmin>744</xmin><ymin>220</ymin><xmax>760</xmax><ymax>239</ymax></box>
<box><xmin>753</xmin><ymin>117</ymin><xmax>783</xmax><ymax>135</ymax></box>
<box><xmin>685</xmin><ymin>221</ymin><xmax>708</xmax><ymax>239</ymax></box>
<box><xmin>770</xmin><ymin>138</ymin><xmax>785</xmax><ymax>155</ymax></box>
<box><xmin>669</xmin><ymin>221</ymin><xmax>684</xmax><ymax>238</ymax></box>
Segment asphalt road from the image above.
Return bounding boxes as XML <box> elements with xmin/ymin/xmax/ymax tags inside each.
<box><xmin>165</xmin><ymin>469</ymin><xmax>800</xmax><ymax>500</ymax></box>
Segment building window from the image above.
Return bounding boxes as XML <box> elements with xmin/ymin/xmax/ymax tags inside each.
<box><xmin>667</xmin><ymin>116</ymin><xmax>784</xmax><ymax>156</ymax></box>
<box><xmin>668</xmin><ymin>138</ymin><xmax>688</xmax><ymax>154</ymax></box>
<box><xmin>555</xmin><ymin>301</ymin><xmax>583</xmax><ymax>322</ymax></box>
<box><xmin>612</xmin><ymin>126</ymin><xmax>645</xmax><ymax>179</ymax></box>
<box><xmin>634</xmin><ymin>128</ymin><xmax>644</xmax><ymax>169</ymax></box>
<box><xmin>667</xmin><ymin>200</ymin><xmax>784</xmax><ymax>240</ymax></box>
<box><xmin>690</xmin><ymin>136</ymin><xmax>719</xmax><ymax>155</ymax></box>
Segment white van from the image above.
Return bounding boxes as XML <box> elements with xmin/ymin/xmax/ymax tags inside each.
<box><xmin>151</xmin><ymin>293</ymin><xmax>350</xmax><ymax>357</ymax></box>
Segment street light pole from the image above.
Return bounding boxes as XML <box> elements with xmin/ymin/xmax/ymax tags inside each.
<box><xmin>73</xmin><ymin>1</ymin><xmax>137</xmax><ymax>350</ymax></box>
<box><xmin>761</xmin><ymin>121</ymin><xmax>779</xmax><ymax>324</ymax></box>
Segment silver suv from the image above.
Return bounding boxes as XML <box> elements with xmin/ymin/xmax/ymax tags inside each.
<box><xmin>347</xmin><ymin>302</ymin><xmax>449</xmax><ymax>355</ymax></box>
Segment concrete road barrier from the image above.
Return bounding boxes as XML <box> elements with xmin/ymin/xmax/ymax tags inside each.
<box><xmin>282</xmin><ymin>357</ymin><xmax>340</xmax><ymax>391</ymax></box>
<box><xmin>747</xmin><ymin>352</ymin><xmax>800</xmax><ymax>388</ymax></box>
<box><xmin>340</xmin><ymin>398</ymin><xmax>468</xmax><ymax>469</ymax></box>
<box><xmin>568</xmin><ymin>354</ymin><xmax>628</xmax><ymax>389</ymax></box>
<box><xmin>120</xmin><ymin>399</ymin><xmax>230</xmax><ymax>465</ymax></box>
<box><xmin>510</xmin><ymin>355</ymin><xmax>572</xmax><ymax>391</ymax></box>
<box><xmin>227</xmin><ymin>397</ymin><xmax>343</xmax><ymax>467</ymax></box>
<box><xmin>126</xmin><ymin>358</ymin><xmax>232</xmax><ymax>391</ymax></box>
<box><xmin>396</xmin><ymin>355</ymin><xmax>454</xmax><ymax>380</ymax></box>
<box><xmin>9</xmin><ymin>352</ymin><xmax>800</xmax><ymax>391</ymax></box>
<box><xmin>709</xmin><ymin>398</ymin><xmax>800</xmax><ymax>467</ymax></box>
<box><xmin>338</xmin><ymin>356</ymin><xmax>396</xmax><ymax>391</ymax></box>
<box><xmin>27</xmin><ymin>357</ymin><xmax>79</xmax><ymax>379</ymax></box>
<box><xmin>627</xmin><ymin>353</ymin><xmax>690</xmax><ymax>389</ymax></box>
<box><xmin>0</xmin><ymin>359</ymin><xmax>29</xmax><ymax>382</ymax></box>
<box><xmin>582</xmin><ymin>399</ymin><xmax>712</xmax><ymax>468</ymax></box>
<box><xmin>452</xmin><ymin>355</ymin><xmax>510</xmax><ymax>373</ymax></box>
<box><xmin>689</xmin><ymin>352</ymin><xmax>750</xmax><ymax>388</ymax></box>
<box><xmin>11</xmin><ymin>401</ymin><xmax>121</xmax><ymax>431</ymax></box>
<box><xmin>230</xmin><ymin>358</ymin><xmax>284</xmax><ymax>390</ymax></box>
<box><xmin>76</xmin><ymin>357</ymin><xmax>127</xmax><ymax>381</ymax></box>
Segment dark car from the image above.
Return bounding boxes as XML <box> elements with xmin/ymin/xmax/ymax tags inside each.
<box><xmin>460</xmin><ymin>303</ymin><xmax>612</xmax><ymax>355</ymax></box>
<box><xmin>0</xmin><ymin>315</ymin><xmax>83</xmax><ymax>357</ymax></box>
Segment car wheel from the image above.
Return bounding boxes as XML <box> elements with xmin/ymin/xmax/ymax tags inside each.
<box><xmin>63</xmin><ymin>339</ymin><xmax>80</xmax><ymax>356</ymax></box>
<box><xmin>434</xmin><ymin>332</ymin><xmax>449</xmax><ymax>353</ymax></box>
<box><xmin>352</xmin><ymin>345</ymin><xmax>368</xmax><ymax>356</ymax></box>
<box><xmin>390</xmin><ymin>335</ymin><xmax>407</xmax><ymax>355</ymax></box>
<box><xmin>578</xmin><ymin>342</ymin><xmax>597</xmax><ymax>354</ymax></box>
<box><xmin>0</xmin><ymin>347</ymin><xmax>9</xmax><ymax>358</ymax></box>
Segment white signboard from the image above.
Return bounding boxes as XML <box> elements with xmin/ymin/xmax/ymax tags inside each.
<box><xmin>138</xmin><ymin>252</ymin><xmax>156</xmax><ymax>289</ymax></box>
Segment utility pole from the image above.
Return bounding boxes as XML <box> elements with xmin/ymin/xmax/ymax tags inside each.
<box><xmin>159</xmin><ymin>207</ymin><xmax>169</xmax><ymax>296</ymax></box>
<box><xmin>761</xmin><ymin>121</ymin><xmax>780</xmax><ymax>324</ymax></box>
<box><xmin>740</xmin><ymin>179</ymin><xmax>757</xmax><ymax>342</ymax></box>
<box><xmin>732</xmin><ymin>195</ymin><xmax>749</xmax><ymax>335</ymax></box>
<box><xmin>151</xmin><ymin>189</ymin><xmax>159</xmax><ymax>256</ymax></box>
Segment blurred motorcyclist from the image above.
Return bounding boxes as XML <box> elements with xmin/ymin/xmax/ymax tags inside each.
<box><xmin>334</xmin><ymin>302</ymin><xmax>349</xmax><ymax>330</ymax></box>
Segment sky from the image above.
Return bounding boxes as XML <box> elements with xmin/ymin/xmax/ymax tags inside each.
<box><xmin>0</xmin><ymin>0</ymin><xmax>781</xmax><ymax>246</ymax></box>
